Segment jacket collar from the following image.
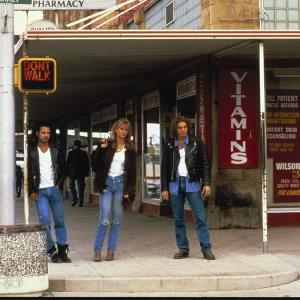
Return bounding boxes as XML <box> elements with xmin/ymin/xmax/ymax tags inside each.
<box><xmin>175</xmin><ymin>135</ymin><xmax>189</xmax><ymax>147</ymax></box>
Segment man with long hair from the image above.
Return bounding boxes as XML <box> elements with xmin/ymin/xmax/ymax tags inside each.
<box><xmin>161</xmin><ymin>115</ymin><xmax>215</xmax><ymax>260</ymax></box>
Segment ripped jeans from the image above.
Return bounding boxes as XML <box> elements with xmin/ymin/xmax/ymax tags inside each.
<box><xmin>94</xmin><ymin>175</ymin><xmax>124</xmax><ymax>253</ymax></box>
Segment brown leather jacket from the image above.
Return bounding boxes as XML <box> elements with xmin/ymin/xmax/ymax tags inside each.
<box><xmin>91</xmin><ymin>141</ymin><xmax>136</xmax><ymax>200</ymax></box>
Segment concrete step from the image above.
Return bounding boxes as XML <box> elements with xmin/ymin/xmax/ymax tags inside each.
<box><xmin>47</xmin><ymin>254</ymin><xmax>299</xmax><ymax>292</ymax></box>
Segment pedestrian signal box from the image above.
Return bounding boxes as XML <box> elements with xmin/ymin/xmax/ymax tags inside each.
<box><xmin>17</xmin><ymin>57</ymin><xmax>56</xmax><ymax>93</ymax></box>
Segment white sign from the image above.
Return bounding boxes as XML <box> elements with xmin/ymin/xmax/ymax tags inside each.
<box><xmin>14</xmin><ymin>0</ymin><xmax>115</xmax><ymax>10</ymax></box>
<box><xmin>26</xmin><ymin>19</ymin><xmax>57</xmax><ymax>31</ymax></box>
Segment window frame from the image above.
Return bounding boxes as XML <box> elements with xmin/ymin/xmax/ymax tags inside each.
<box><xmin>165</xmin><ymin>0</ymin><xmax>175</xmax><ymax>27</ymax></box>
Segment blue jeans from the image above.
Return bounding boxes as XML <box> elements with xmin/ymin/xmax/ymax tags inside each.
<box><xmin>70</xmin><ymin>176</ymin><xmax>85</xmax><ymax>205</ymax></box>
<box><xmin>35</xmin><ymin>186</ymin><xmax>68</xmax><ymax>251</ymax></box>
<box><xmin>94</xmin><ymin>175</ymin><xmax>124</xmax><ymax>252</ymax></box>
<box><xmin>170</xmin><ymin>176</ymin><xmax>212</xmax><ymax>253</ymax></box>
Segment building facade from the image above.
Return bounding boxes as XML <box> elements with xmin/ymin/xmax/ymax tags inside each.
<box><xmin>43</xmin><ymin>0</ymin><xmax>300</xmax><ymax>228</ymax></box>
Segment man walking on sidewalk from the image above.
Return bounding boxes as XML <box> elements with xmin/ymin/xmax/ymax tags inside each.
<box><xmin>28</xmin><ymin>122</ymin><xmax>72</xmax><ymax>263</ymax></box>
<box><xmin>66</xmin><ymin>140</ymin><xmax>89</xmax><ymax>207</ymax></box>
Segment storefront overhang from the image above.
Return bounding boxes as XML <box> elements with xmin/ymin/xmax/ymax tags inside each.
<box><xmin>15</xmin><ymin>30</ymin><xmax>300</xmax><ymax>125</ymax></box>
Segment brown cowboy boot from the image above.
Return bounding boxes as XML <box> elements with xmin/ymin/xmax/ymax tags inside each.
<box><xmin>105</xmin><ymin>252</ymin><xmax>114</xmax><ymax>261</ymax></box>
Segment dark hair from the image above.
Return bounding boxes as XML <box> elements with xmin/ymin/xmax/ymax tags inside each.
<box><xmin>74</xmin><ymin>140</ymin><xmax>82</xmax><ymax>148</ymax></box>
<box><xmin>171</xmin><ymin>115</ymin><xmax>192</xmax><ymax>138</ymax></box>
<box><xmin>35</xmin><ymin>121</ymin><xmax>52</xmax><ymax>134</ymax></box>
<box><xmin>32</xmin><ymin>121</ymin><xmax>53</xmax><ymax>145</ymax></box>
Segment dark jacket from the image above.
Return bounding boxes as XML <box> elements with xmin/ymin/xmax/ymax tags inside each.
<box><xmin>92</xmin><ymin>141</ymin><xmax>136</xmax><ymax>199</ymax></box>
<box><xmin>161</xmin><ymin>135</ymin><xmax>211</xmax><ymax>192</ymax></box>
<box><xmin>28</xmin><ymin>145</ymin><xmax>65</xmax><ymax>195</ymax></box>
<box><xmin>66</xmin><ymin>147</ymin><xmax>89</xmax><ymax>178</ymax></box>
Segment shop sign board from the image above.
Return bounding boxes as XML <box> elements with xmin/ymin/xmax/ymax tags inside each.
<box><xmin>266</xmin><ymin>90</ymin><xmax>300</xmax><ymax>203</ymax></box>
<box><xmin>14</xmin><ymin>0</ymin><xmax>114</xmax><ymax>10</ymax></box>
<box><xmin>176</xmin><ymin>75</ymin><xmax>196</xmax><ymax>100</ymax></box>
<box><xmin>91</xmin><ymin>104</ymin><xmax>118</xmax><ymax>125</ymax></box>
<box><xmin>218</xmin><ymin>68</ymin><xmax>259</xmax><ymax>168</ymax></box>
<box><xmin>142</xmin><ymin>90</ymin><xmax>159</xmax><ymax>110</ymax></box>
<box><xmin>26</xmin><ymin>19</ymin><xmax>57</xmax><ymax>31</ymax></box>
<box><xmin>17</xmin><ymin>57</ymin><xmax>56</xmax><ymax>93</ymax></box>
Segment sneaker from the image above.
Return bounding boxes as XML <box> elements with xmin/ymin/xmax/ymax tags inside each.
<box><xmin>173</xmin><ymin>250</ymin><xmax>189</xmax><ymax>259</ymax></box>
<box><xmin>57</xmin><ymin>244</ymin><xmax>72</xmax><ymax>263</ymax></box>
<box><xmin>203</xmin><ymin>250</ymin><xmax>216</xmax><ymax>260</ymax></box>
<box><xmin>47</xmin><ymin>246</ymin><xmax>63</xmax><ymax>263</ymax></box>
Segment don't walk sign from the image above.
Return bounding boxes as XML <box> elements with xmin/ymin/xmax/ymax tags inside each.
<box><xmin>17</xmin><ymin>57</ymin><xmax>57</xmax><ymax>93</ymax></box>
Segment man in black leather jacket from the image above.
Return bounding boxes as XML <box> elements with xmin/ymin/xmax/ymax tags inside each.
<box><xmin>28</xmin><ymin>122</ymin><xmax>71</xmax><ymax>263</ymax></box>
<box><xmin>161</xmin><ymin>115</ymin><xmax>215</xmax><ymax>260</ymax></box>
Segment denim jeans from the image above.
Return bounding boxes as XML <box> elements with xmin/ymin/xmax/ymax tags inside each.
<box><xmin>170</xmin><ymin>176</ymin><xmax>212</xmax><ymax>253</ymax></box>
<box><xmin>35</xmin><ymin>186</ymin><xmax>68</xmax><ymax>251</ymax></box>
<box><xmin>70</xmin><ymin>176</ymin><xmax>85</xmax><ymax>205</ymax></box>
<box><xmin>94</xmin><ymin>175</ymin><xmax>124</xmax><ymax>253</ymax></box>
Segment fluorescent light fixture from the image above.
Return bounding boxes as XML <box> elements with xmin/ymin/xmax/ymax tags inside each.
<box><xmin>80</xmin><ymin>132</ymin><xmax>88</xmax><ymax>137</ymax></box>
<box><xmin>92</xmin><ymin>132</ymin><xmax>100</xmax><ymax>138</ymax></box>
<box><xmin>68</xmin><ymin>129</ymin><xmax>75</xmax><ymax>136</ymax></box>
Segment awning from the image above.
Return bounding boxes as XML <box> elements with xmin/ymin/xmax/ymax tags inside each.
<box><xmin>15</xmin><ymin>30</ymin><xmax>300</xmax><ymax>124</ymax></box>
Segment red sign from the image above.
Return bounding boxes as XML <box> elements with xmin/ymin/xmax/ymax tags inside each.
<box><xmin>266</xmin><ymin>90</ymin><xmax>300</xmax><ymax>203</ymax></box>
<box><xmin>218</xmin><ymin>68</ymin><xmax>259</xmax><ymax>168</ymax></box>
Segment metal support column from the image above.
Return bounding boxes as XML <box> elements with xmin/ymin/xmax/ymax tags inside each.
<box><xmin>22</xmin><ymin>40</ymin><xmax>30</xmax><ymax>225</ymax></box>
<box><xmin>0</xmin><ymin>3</ymin><xmax>15</xmax><ymax>225</ymax></box>
<box><xmin>259</xmin><ymin>42</ymin><xmax>268</xmax><ymax>254</ymax></box>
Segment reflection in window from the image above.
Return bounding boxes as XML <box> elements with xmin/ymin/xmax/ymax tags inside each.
<box><xmin>143</xmin><ymin>107</ymin><xmax>161</xmax><ymax>200</ymax></box>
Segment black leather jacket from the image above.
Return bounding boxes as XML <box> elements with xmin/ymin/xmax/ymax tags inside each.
<box><xmin>28</xmin><ymin>145</ymin><xmax>65</xmax><ymax>194</ymax></box>
<box><xmin>92</xmin><ymin>141</ymin><xmax>136</xmax><ymax>199</ymax></box>
<box><xmin>161</xmin><ymin>135</ymin><xmax>211</xmax><ymax>192</ymax></box>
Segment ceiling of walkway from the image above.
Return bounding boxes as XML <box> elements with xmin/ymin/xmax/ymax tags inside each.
<box><xmin>14</xmin><ymin>30</ymin><xmax>300</xmax><ymax>126</ymax></box>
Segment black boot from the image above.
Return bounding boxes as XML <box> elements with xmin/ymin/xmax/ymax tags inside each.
<box><xmin>47</xmin><ymin>245</ymin><xmax>63</xmax><ymax>263</ymax></box>
<box><xmin>57</xmin><ymin>244</ymin><xmax>72</xmax><ymax>263</ymax></box>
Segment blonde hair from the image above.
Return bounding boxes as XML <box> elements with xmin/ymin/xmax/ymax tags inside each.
<box><xmin>111</xmin><ymin>118</ymin><xmax>134</xmax><ymax>150</ymax></box>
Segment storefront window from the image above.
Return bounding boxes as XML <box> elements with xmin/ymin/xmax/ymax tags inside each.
<box><xmin>143</xmin><ymin>107</ymin><xmax>161</xmax><ymax>200</ymax></box>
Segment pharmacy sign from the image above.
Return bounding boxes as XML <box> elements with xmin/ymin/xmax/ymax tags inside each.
<box><xmin>14</xmin><ymin>0</ymin><xmax>114</xmax><ymax>10</ymax></box>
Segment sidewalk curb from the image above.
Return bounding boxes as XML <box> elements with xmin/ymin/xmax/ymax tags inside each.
<box><xmin>48</xmin><ymin>269</ymin><xmax>299</xmax><ymax>292</ymax></box>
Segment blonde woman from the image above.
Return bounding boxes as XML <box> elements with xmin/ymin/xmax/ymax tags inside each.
<box><xmin>92</xmin><ymin>118</ymin><xmax>136</xmax><ymax>262</ymax></box>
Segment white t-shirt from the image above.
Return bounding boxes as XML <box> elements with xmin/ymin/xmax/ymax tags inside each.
<box><xmin>108</xmin><ymin>148</ymin><xmax>126</xmax><ymax>177</ymax></box>
<box><xmin>38</xmin><ymin>147</ymin><xmax>54</xmax><ymax>189</ymax></box>
<box><xmin>178</xmin><ymin>148</ymin><xmax>188</xmax><ymax>177</ymax></box>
